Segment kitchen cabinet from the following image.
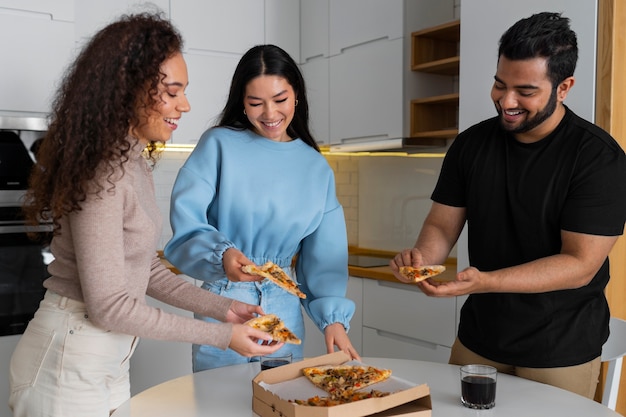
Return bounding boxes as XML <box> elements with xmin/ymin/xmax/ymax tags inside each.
<box><xmin>168</xmin><ymin>0</ymin><xmax>299</xmax><ymax>144</ymax></box>
<box><xmin>129</xmin><ymin>274</ymin><xmax>197</xmax><ymax>396</ymax></box>
<box><xmin>74</xmin><ymin>0</ymin><xmax>168</xmax><ymax>41</ymax></box>
<box><xmin>328</xmin><ymin>0</ymin><xmax>403</xmax><ymax>56</ymax></box>
<box><xmin>329</xmin><ymin>38</ymin><xmax>404</xmax><ymax>145</ymax></box>
<box><xmin>170</xmin><ymin>0</ymin><xmax>263</xmax><ymax>55</ymax></box>
<box><xmin>0</xmin><ymin>0</ymin><xmax>73</xmax><ymax>21</ymax></box>
<box><xmin>0</xmin><ymin>334</ymin><xmax>20</xmax><ymax>417</ymax></box>
<box><xmin>300</xmin><ymin>58</ymin><xmax>330</xmax><ymax>145</ymax></box>
<box><xmin>172</xmin><ymin>52</ymin><xmax>241</xmax><ymax>144</ymax></box>
<box><xmin>299</xmin><ymin>0</ymin><xmax>458</xmax><ymax>148</ymax></box>
<box><xmin>302</xmin><ymin>276</ymin><xmax>363</xmax><ymax>358</ymax></box>
<box><xmin>409</xmin><ymin>19</ymin><xmax>460</xmax><ymax>145</ymax></box>
<box><xmin>0</xmin><ymin>8</ymin><xmax>74</xmax><ymax>115</ymax></box>
<box><xmin>264</xmin><ymin>0</ymin><xmax>300</xmax><ymax>61</ymax></box>
<box><xmin>300</xmin><ymin>0</ymin><xmax>328</xmax><ymax>62</ymax></box>
<box><xmin>361</xmin><ymin>279</ymin><xmax>456</xmax><ymax>363</ymax></box>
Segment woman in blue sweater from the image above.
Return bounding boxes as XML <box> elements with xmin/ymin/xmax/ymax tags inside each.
<box><xmin>164</xmin><ymin>44</ymin><xmax>360</xmax><ymax>371</ymax></box>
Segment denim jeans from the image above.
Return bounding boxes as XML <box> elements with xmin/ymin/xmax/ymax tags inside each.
<box><xmin>9</xmin><ymin>291</ymin><xmax>137</xmax><ymax>417</ymax></box>
<box><xmin>193</xmin><ymin>275</ymin><xmax>305</xmax><ymax>372</ymax></box>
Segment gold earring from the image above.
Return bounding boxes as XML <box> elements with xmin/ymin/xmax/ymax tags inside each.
<box><xmin>295</xmin><ymin>100</ymin><xmax>299</xmax><ymax>106</ymax></box>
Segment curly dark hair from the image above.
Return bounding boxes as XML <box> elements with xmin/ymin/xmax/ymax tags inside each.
<box><xmin>217</xmin><ymin>44</ymin><xmax>319</xmax><ymax>152</ymax></box>
<box><xmin>498</xmin><ymin>12</ymin><xmax>578</xmax><ymax>87</ymax></box>
<box><xmin>23</xmin><ymin>11</ymin><xmax>183</xmax><ymax>232</ymax></box>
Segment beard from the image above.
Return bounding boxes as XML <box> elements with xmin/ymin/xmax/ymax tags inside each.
<box><xmin>497</xmin><ymin>87</ymin><xmax>558</xmax><ymax>134</ymax></box>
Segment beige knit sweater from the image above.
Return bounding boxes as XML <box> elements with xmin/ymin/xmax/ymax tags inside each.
<box><xmin>44</xmin><ymin>143</ymin><xmax>233</xmax><ymax>349</ymax></box>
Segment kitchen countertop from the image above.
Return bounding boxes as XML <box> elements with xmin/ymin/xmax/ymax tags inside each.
<box><xmin>158</xmin><ymin>248</ymin><xmax>457</xmax><ymax>285</ymax></box>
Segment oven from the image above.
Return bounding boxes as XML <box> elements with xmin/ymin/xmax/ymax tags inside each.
<box><xmin>0</xmin><ymin>115</ymin><xmax>53</xmax><ymax>336</ymax></box>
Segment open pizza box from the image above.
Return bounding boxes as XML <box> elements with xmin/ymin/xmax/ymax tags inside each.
<box><xmin>252</xmin><ymin>351</ymin><xmax>432</xmax><ymax>417</ymax></box>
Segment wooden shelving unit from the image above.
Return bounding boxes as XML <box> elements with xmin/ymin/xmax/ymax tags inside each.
<box><xmin>410</xmin><ymin>20</ymin><xmax>460</xmax><ymax>144</ymax></box>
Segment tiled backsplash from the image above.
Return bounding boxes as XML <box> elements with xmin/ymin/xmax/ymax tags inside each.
<box><xmin>324</xmin><ymin>154</ymin><xmax>359</xmax><ymax>245</ymax></box>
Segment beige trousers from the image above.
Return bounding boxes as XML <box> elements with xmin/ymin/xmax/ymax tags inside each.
<box><xmin>449</xmin><ymin>338</ymin><xmax>601</xmax><ymax>399</ymax></box>
<box><xmin>9</xmin><ymin>291</ymin><xmax>138</xmax><ymax>417</ymax></box>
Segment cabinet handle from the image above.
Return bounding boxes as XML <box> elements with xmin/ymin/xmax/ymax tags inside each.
<box><xmin>341</xmin><ymin>36</ymin><xmax>390</xmax><ymax>53</ymax></box>
<box><xmin>374</xmin><ymin>328</ymin><xmax>440</xmax><ymax>350</ymax></box>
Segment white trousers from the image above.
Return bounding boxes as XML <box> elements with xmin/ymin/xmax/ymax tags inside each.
<box><xmin>9</xmin><ymin>291</ymin><xmax>138</xmax><ymax>417</ymax></box>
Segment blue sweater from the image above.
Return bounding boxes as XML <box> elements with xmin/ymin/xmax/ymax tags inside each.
<box><xmin>164</xmin><ymin>127</ymin><xmax>354</xmax><ymax>331</ymax></box>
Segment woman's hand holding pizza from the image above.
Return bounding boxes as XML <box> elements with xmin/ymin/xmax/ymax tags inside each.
<box><xmin>228</xmin><ymin>324</ymin><xmax>284</xmax><ymax>357</ymax></box>
<box><xmin>225</xmin><ymin>299</ymin><xmax>265</xmax><ymax>324</ymax></box>
<box><xmin>223</xmin><ymin>248</ymin><xmax>263</xmax><ymax>282</ymax></box>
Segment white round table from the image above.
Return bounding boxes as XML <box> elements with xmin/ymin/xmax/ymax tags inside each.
<box><xmin>111</xmin><ymin>357</ymin><xmax>621</xmax><ymax>417</ymax></box>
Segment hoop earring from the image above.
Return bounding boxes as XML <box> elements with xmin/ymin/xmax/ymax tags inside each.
<box><xmin>243</xmin><ymin>109</ymin><xmax>247</xmax><ymax>115</ymax></box>
<box><xmin>295</xmin><ymin>100</ymin><xmax>299</xmax><ymax>106</ymax></box>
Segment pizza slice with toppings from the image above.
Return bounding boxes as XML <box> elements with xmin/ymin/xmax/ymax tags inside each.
<box><xmin>302</xmin><ymin>364</ymin><xmax>392</xmax><ymax>399</ymax></box>
<box><xmin>398</xmin><ymin>265</ymin><xmax>446</xmax><ymax>283</ymax></box>
<box><xmin>242</xmin><ymin>261</ymin><xmax>307</xmax><ymax>299</ymax></box>
<box><xmin>245</xmin><ymin>314</ymin><xmax>301</xmax><ymax>345</ymax></box>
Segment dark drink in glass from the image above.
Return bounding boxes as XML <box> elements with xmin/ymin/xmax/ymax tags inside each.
<box><xmin>460</xmin><ymin>364</ymin><xmax>497</xmax><ymax>409</ymax></box>
<box><xmin>260</xmin><ymin>352</ymin><xmax>292</xmax><ymax>370</ymax></box>
<box><xmin>461</xmin><ymin>375</ymin><xmax>496</xmax><ymax>408</ymax></box>
<box><xmin>260</xmin><ymin>359</ymin><xmax>290</xmax><ymax>370</ymax></box>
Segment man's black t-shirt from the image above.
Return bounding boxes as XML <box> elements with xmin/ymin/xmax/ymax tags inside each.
<box><xmin>432</xmin><ymin>107</ymin><xmax>626</xmax><ymax>367</ymax></box>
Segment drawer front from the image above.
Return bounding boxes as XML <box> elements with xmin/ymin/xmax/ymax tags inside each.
<box><xmin>362</xmin><ymin>279</ymin><xmax>456</xmax><ymax>347</ymax></box>
<box><xmin>362</xmin><ymin>327</ymin><xmax>451</xmax><ymax>364</ymax></box>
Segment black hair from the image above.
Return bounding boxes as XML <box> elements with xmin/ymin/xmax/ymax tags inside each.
<box><xmin>216</xmin><ymin>44</ymin><xmax>319</xmax><ymax>152</ymax></box>
<box><xmin>498</xmin><ymin>12</ymin><xmax>578</xmax><ymax>86</ymax></box>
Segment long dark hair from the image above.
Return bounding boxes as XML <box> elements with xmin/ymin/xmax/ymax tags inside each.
<box><xmin>217</xmin><ymin>44</ymin><xmax>319</xmax><ymax>152</ymax></box>
<box><xmin>23</xmin><ymin>11</ymin><xmax>183</xmax><ymax>231</ymax></box>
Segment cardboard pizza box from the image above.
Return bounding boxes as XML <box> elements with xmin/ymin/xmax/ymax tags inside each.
<box><xmin>252</xmin><ymin>351</ymin><xmax>432</xmax><ymax>417</ymax></box>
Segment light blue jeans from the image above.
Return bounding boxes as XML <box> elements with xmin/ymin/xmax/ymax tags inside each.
<box><xmin>193</xmin><ymin>277</ymin><xmax>305</xmax><ymax>372</ymax></box>
<box><xmin>9</xmin><ymin>291</ymin><xmax>138</xmax><ymax>417</ymax></box>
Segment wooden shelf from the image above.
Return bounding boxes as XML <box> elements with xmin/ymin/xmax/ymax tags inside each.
<box><xmin>410</xmin><ymin>93</ymin><xmax>459</xmax><ymax>139</ymax></box>
<box><xmin>411</xmin><ymin>20</ymin><xmax>460</xmax><ymax>72</ymax></box>
<box><xmin>412</xmin><ymin>56</ymin><xmax>459</xmax><ymax>75</ymax></box>
<box><xmin>410</xmin><ymin>20</ymin><xmax>460</xmax><ymax>144</ymax></box>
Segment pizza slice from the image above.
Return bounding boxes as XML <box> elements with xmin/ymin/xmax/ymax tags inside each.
<box><xmin>242</xmin><ymin>261</ymin><xmax>307</xmax><ymax>299</ymax></box>
<box><xmin>245</xmin><ymin>314</ymin><xmax>301</xmax><ymax>345</ymax></box>
<box><xmin>292</xmin><ymin>389</ymin><xmax>391</xmax><ymax>406</ymax></box>
<box><xmin>398</xmin><ymin>265</ymin><xmax>446</xmax><ymax>283</ymax></box>
<box><xmin>301</xmin><ymin>364</ymin><xmax>392</xmax><ymax>399</ymax></box>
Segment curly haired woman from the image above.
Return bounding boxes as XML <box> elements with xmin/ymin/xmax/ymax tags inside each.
<box><xmin>9</xmin><ymin>11</ymin><xmax>281</xmax><ymax>417</ymax></box>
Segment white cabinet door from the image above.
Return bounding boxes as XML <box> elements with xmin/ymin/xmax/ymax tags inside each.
<box><xmin>329</xmin><ymin>38</ymin><xmax>403</xmax><ymax>145</ymax></box>
<box><xmin>265</xmin><ymin>0</ymin><xmax>300</xmax><ymax>63</ymax></box>
<box><xmin>172</xmin><ymin>52</ymin><xmax>241</xmax><ymax>144</ymax></box>
<box><xmin>329</xmin><ymin>0</ymin><xmax>403</xmax><ymax>56</ymax></box>
<box><xmin>0</xmin><ymin>1</ymin><xmax>73</xmax><ymax>21</ymax></box>
<box><xmin>300</xmin><ymin>0</ymin><xmax>329</xmax><ymax>62</ymax></box>
<box><xmin>0</xmin><ymin>9</ymin><xmax>74</xmax><ymax>115</ymax></box>
<box><xmin>171</xmin><ymin>0</ymin><xmax>264</xmax><ymax>54</ymax></box>
<box><xmin>362</xmin><ymin>279</ymin><xmax>456</xmax><ymax>348</ymax></box>
<box><xmin>362</xmin><ymin>327</ymin><xmax>451</xmax><ymax>363</ymax></box>
<box><xmin>74</xmin><ymin>0</ymin><xmax>169</xmax><ymax>42</ymax></box>
<box><xmin>129</xmin><ymin>275</ymin><xmax>196</xmax><ymax>396</ymax></box>
<box><xmin>300</xmin><ymin>58</ymin><xmax>330</xmax><ymax>145</ymax></box>
<box><xmin>302</xmin><ymin>276</ymin><xmax>363</xmax><ymax>358</ymax></box>
<box><xmin>0</xmin><ymin>335</ymin><xmax>21</xmax><ymax>417</ymax></box>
